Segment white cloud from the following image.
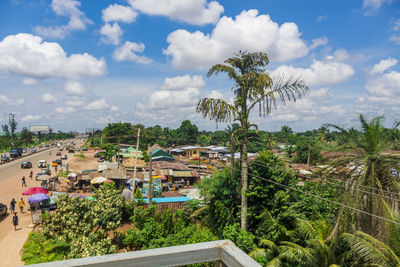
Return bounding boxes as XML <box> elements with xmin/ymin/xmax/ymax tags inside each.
<box><xmin>100</xmin><ymin>23</ymin><xmax>123</xmax><ymax>45</ymax></box>
<box><xmin>110</xmin><ymin>106</ymin><xmax>119</xmax><ymax>112</ymax></box>
<box><xmin>207</xmin><ymin>90</ymin><xmax>223</xmax><ymax>99</ymax></box>
<box><xmin>163</xmin><ymin>10</ymin><xmax>309</xmax><ymax>69</ymax></box>
<box><xmin>0</xmin><ymin>33</ymin><xmax>106</xmax><ymax>79</ymax></box>
<box><xmin>362</xmin><ymin>0</ymin><xmax>392</xmax><ymax>15</ymax></box>
<box><xmin>113</xmin><ymin>41</ymin><xmax>152</xmax><ymax>64</ymax></box>
<box><xmin>102</xmin><ymin>4</ymin><xmax>138</xmax><ymax>23</ymax></box>
<box><xmin>65</xmin><ymin>95</ymin><xmax>85</xmax><ymax>106</ymax></box>
<box><xmin>390</xmin><ymin>35</ymin><xmax>400</xmax><ymax>45</ymax></box>
<box><xmin>42</xmin><ymin>93</ymin><xmax>57</xmax><ymax>103</ymax></box>
<box><xmin>317</xmin><ymin>15</ymin><xmax>328</xmax><ymax>22</ymax></box>
<box><xmin>55</xmin><ymin>106</ymin><xmax>76</xmax><ymax>113</ymax></box>
<box><xmin>15</xmin><ymin>99</ymin><xmax>25</xmax><ymax>105</ymax></box>
<box><xmin>393</xmin><ymin>18</ymin><xmax>400</xmax><ymax>31</ymax></box>
<box><xmin>0</xmin><ymin>95</ymin><xmax>11</xmax><ymax>103</ymax></box>
<box><xmin>22</xmin><ymin>78</ymin><xmax>37</xmax><ymax>85</ymax></box>
<box><xmin>21</xmin><ymin>114</ymin><xmax>42</xmax><ymax>122</ymax></box>
<box><xmin>160</xmin><ymin>75</ymin><xmax>204</xmax><ymax>90</ymax></box>
<box><xmin>128</xmin><ymin>0</ymin><xmax>223</xmax><ymax>25</ymax></box>
<box><xmin>310</xmin><ymin>88</ymin><xmax>331</xmax><ymax>99</ymax></box>
<box><xmin>34</xmin><ymin>0</ymin><xmax>92</xmax><ymax>39</ymax></box>
<box><xmin>64</xmin><ymin>81</ymin><xmax>86</xmax><ymax>94</ymax></box>
<box><xmin>310</xmin><ymin>36</ymin><xmax>328</xmax><ymax>49</ymax></box>
<box><xmin>370</xmin><ymin>57</ymin><xmax>398</xmax><ymax>74</ymax></box>
<box><xmin>84</xmin><ymin>98</ymin><xmax>110</xmax><ymax>110</ymax></box>
<box><xmin>365</xmin><ymin>71</ymin><xmax>400</xmax><ymax>105</ymax></box>
<box><xmin>273</xmin><ymin>59</ymin><xmax>354</xmax><ymax>86</ymax></box>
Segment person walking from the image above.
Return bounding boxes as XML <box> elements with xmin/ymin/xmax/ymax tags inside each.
<box><xmin>10</xmin><ymin>198</ymin><xmax>16</xmax><ymax>214</ymax></box>
<box><xmin>12</xmin><ymin>213</ymin><xmax>18</xmax><ymax>231</ymax></box>
<box><xmin>21</xmin><ymin>176</ymin><xmax>26</xmax><ymax>187</ymax></box>
<box><xmin>29</xmin><ymin>171</ymin><xmax>33</xmax><ymax>180</ymax></box>
<box><xmin>18</xmin><ymin>198</ymin><xmax>25</xmax><ymax>213</ymax></box>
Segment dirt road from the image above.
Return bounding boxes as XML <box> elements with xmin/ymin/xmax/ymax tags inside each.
<box><xmin>0</xmin><ymin>141</ymin><xmax>83</xmax><ymax>266</ymax></box>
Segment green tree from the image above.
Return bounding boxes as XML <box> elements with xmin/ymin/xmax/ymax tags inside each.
<box><xmin>294</xmin><ymin>136</ymin><xmax>322</xmax><ymax>165</ymax></box>
<box><xmin>178</xmin><ymin>120</ymin><xmax>198</xmax><ymax>143</ymax></box>
<box><xmin>8</xmin><ymin>113</ymin><xmax>17</xmax><ymax>139</ymax></box>
<box><xmin>20</xmin><ymin>127</ymin><xmax>33</xmax><ymax>146</ymax></box>
<box><xmin>196</xmin><ymin>51</ymin><xmax>308</xmax><ymax>230</ymax></box>
<box><xmin>326</xmin><ymin>115</ymin><xmax>400</xmax><ymax>240</ymax></box>
<box><xmin>102</xmin><ymin>122</ymin><xmax>133</xmax><ymax>144</ymax></box>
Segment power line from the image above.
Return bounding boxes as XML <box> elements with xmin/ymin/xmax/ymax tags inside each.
<box><xmin>230</xmin><ymin>165</ymin><xmax>400</xmax><ymax>227</ymax></box>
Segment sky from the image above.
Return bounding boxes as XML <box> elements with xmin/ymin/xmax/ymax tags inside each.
<box><xmin>0</xmin><ymin>0</ymin><xmax>399</xmax><ymax>132</ymax></box>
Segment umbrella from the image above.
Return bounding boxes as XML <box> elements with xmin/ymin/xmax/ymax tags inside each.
<box><xmin>36</xmin><ymin>174</ymin><xmax>51</xmax><ymax>181</ymax></box>
<box><xmin>22</xmin><ymin>187</ymin><xmax>49</xmax><ymax>195</ymax></box>
<box><xmin>71</xmin><ymin>193</ymin><xmax>86</xmax><ymax>199</ymax></box>
<box><xmin>161</xmin><ymin>175</ymin><xmax>167</xmax><ymax>181</ymax></box>
<box><xmin>86</xmin><ymin>195</ymin><xmax>96</xmax><ymax>201</ymax></box>
<box><xmin>121</xmin><ymin>188</ymin><xmax>132</xmax><ymax>200</ymax></box>
<box><xmin>90</xmin><ymin>177</ymin><xmax>112</xmax><ymax>184</ymax></box>
<box><xmin>28</xmin><ymin>193</ymin><xmax>50</xmax><ymax>202</ymax></box>
<box><xmin>68</xmin><ymin>173</ymin><xmax>78</xmax><ymax>178</ymax></box>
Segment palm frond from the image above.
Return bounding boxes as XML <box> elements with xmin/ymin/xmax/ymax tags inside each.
<box><xmin>196</xmin><ymin>98</ymin><xmax>238</xmax><ymax>123</ymax></box>
<box><xmin>265</xmin><ymin>257</ymin><xmax>282</xmax><ymax>267</ymax></box>
<box><xmin>279</xmin><ymin>241</ymin><xmax>318</xmax><ymax>266</ymax></box>
<box><xmin>295</xmin><ymin>218</ymin><xmax>317</xmax><ymax>240</ymax></box>
<box><xmin>207</xmin><ymin>64</ymin><xmax>241</xmax><ymax>83</ymax></box>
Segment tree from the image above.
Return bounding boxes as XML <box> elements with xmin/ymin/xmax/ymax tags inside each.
<box><xmin>1</xmin><ymin>124</ymin><xmax>9</xmax><ymax>137</ymax></box>
<box><xmin>294</xmin><ymin>136</ymin><xmax>322</xmax><ymax>165</ymax></box>
<box><xmin>196</xmin><ymin>51</ymin><xmax>308</xmax><ymax>230</ymax></box>
<box><xmin>325</xmin><ymin>115</ymin><xmax>400</xmax><ymax>240</ymax></box>
<box><xmin>178</xmin><ymin>120</ymin><xmax>198</xmax><ymax>143</ymax></box>
<box><xmin>20</xmin><ymin>127</ymin><xmax>32</xmax><ymax>146</ymax></box>
<box><xmin>8</xmin><ymin>113</ymin><xmax>17</xmax><ymax>139</ymax></box>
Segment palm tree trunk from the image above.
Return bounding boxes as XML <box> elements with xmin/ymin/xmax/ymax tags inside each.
<box><xmin>230</xmin><ymin>134</ymin><xmax>235</xmax><ymax>180</ymax></box>
<box><xmin>241</xmin><ymin>138</ymin><xmax>248</xmax><ymax>231</ymax></box>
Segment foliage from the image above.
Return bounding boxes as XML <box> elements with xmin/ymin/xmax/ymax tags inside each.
<box><xmin>294</xmin><ymin>136</ymin><xmax>323</xmax><ymax>164</ymax></box>
<box><xmin>20</xmin><ymin>127</ymin><xmax>33</xmax><ymax>146</ymax></box>
<box><xmin>223</xmin><ymin>223</ymin><xmax>256</xmax><ymax>253</ymax></box>
<box><xmin>22</xmin><ymin>232</ymin><xmax>69</xmax><ymax>265</ymax></box>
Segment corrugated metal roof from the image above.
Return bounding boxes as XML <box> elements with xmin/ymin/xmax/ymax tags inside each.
<box><xmin>136</xmin><ymin>197</ymin><xmax>191</xmax><ymax>203</ymax></box>
<box><xmin>173</xmin><ymin>171</ymin><xmax>198</xmax><ymax>177</ymax></box>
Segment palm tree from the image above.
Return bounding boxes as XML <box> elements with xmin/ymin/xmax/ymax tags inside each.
<box><xmin>250</xmin><ymin>218</ymin><xmax>335</xmax><ymax>266</ymax></box>
<box><xmin>325</xmin><ymin>115</ymin><xmax>400</xmax><ymax>240</ymax></box>
<box><xmin>196</xmin><ymin>51</ymin><xmax>308</xmax><ymax>230</ymax></box>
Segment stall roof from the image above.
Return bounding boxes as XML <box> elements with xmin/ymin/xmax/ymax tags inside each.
<box><xmin>136</xmin><ymin>197</ymin><xmax>191</xmax><ymax>203</ymax></box>
<box><xmin>173</xmin><ymin>171</ymin><xmax>198</xmax><ymax>177</ymax></box>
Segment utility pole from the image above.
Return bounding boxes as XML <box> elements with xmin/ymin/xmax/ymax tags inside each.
<box><xmin>148</xmin><ymin>150</ymin><xmax>153</xmax><ymax>206</ymax></box>
<box><xmin>132</xmin><ymin>127</ymin><xmax>140</xmax><ymax>210</ymax></box>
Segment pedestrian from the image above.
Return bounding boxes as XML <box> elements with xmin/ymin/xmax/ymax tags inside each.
<box><xmin>29</xmin><ymin>171</ymin><xmax>33</xmax><ymax>180</ymax></box>
<box><xmin>21</xmin><ymin>176</ymin><xmax>26</xmax><ymax>187</ymax></box>
<box><xmin>12</xmin><ymin>212</ymin><xmax>18</xmax><ymax>231</ymax></box>
<box><xmin>10</xmin><ymin>198</ymin><xmax>16</xmax><ymax>214</ymax></box>
<box><xmin>18</xmin><ymin>198</ymin><xmax>24</xmax><ymax>213</ymax></box>
<box><xmin>186</xmin><ymin>180</ymin><xmax>190</xmax><ymax>188</ymax></box>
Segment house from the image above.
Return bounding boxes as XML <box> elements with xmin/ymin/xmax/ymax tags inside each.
<box><xmin>170</xmin><ymin>145</ymin><xmax>228</xmax><ymax>159</ymax></box>
<box><xmin>123</xmin><ymin>157</ymin><xmax>146</xmax><ymax>176</ymax></box>
<box><xmin>171</xmin><ymin>146</ymin><xmax>208</xmax><ymax>158</ymax></box>
<box><xmin>142</xmin><ymin>160</ymin><xmax>199</xmax><ymax>185</ymax></box>
<box><xmin>224</xmin><ymin>152</ymin><xmax>257</xmax><ymax>160</ymax></box>
<box><xmin>120</xmin><ymin>147</ymin><xmax>143</xmax><ymax>159</ymax></box>
<box><xmin>200</xmin><ymin>145</ymin><xmax>229</xmax><ymax>158</ymax></box>
<box><xmin>151</xmin><ymin>148</ymin><xmax>175</xmax><ymax>162</ymax></box>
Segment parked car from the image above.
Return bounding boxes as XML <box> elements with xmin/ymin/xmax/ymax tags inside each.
<box><xmin>38</xmin><ymin>160</ymin><xmax>47</xmax><ymax>168</ymax></box>
<box><xmin>81</xmin><ymin>147</ymin><xmax>88</xmax><ymax>151</ymax></box>
<box><xmin>52</xmin><ymin>160</ymin><xmax>58</xmax><ymax>167</ymax></box>
<box><xmin>41</xmin><ymin>168</ymin><xmax>51</xmax><ymax>175</ymax></box>
<box><xmin>61</xmin><ymin>154</ymin><xmax>67</xmax><ymax>160</ymax></box>
<box><xmin>31</xmin><ymin>148</ymin><xmax>37</xmax><ymax>153</ymax></box>
<box><xmin>1</xmin><ymin>154</ymin><xmax>10</xmax><ymax>163</ymax></box>
<box><xmin>22</xmin><ymin>148</ymin><xmax>27</xmax><ymax>153</ymax></box>
<box><xmin>21</xmin><ymin>161</ymin><xmax>32</xmax><ymax>169</ymax></box>
<box><xmin>56</xmin><ymin>152</ymin><xmax>61</xmax><ymax>156</ymax></box>
<box><xmin>0</xmin><ymin>203</ymin><xmax>7</xmax><ymax>218</ymax></box>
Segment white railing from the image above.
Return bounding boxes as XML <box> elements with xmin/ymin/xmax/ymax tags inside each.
<box><xmin>27</xmin><ymin>240</ymin><xmax>261</xmax><ymax>267</ymax></box>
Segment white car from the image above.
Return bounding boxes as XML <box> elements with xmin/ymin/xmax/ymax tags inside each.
<box><xmin>38</xmin><ymin>160</ymin><xmax>47</xmax><ymax>168</ymax></box>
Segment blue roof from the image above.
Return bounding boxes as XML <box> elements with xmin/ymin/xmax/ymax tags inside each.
<box><xmin>135</xmin><ymin>197</ymin><xmax>191</xmax><ymax>203</ymax></box>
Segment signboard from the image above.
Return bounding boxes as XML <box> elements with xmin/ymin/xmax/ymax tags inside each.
<box><xmin>142</xmin><ymin>177</ymin><xmax>162</xmax><ymax>198</ymax></box>
<box><xmin>29</xmin><ymin>125</ymin><xmax>50</xmax><ymax>133</ymax></box>
<box><xmin>31</xmin><ymin>209</ymin><xmax>42</xmax><ymax>224</ymax></box>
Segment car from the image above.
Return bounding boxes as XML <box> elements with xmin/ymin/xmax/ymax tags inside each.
<box><xmin>0</xmin><ymin>203</ymin><xmax>7</xmax><ymax>218</ymax></box>
<box><xmin>31</xmin><ymin>148</ymin><xmax>37</xmax><ymax>153</ymax></box>
<box><xmin>56</xmin><ymin>152</ymin><xmax>61</xmax><ymax>156</ymax></box>
<box><xmin>22</xmin><ymin>148</ymin><xmax>27</xmax><ymax>153</ymax></box>
<box><xmin>1</xmin><ymin>154</ymin><xmax>10</xmax><ymax>163</ymax></box>
<box><xmin>52</xmin><ymin>160</ymin><xmax>58</xmax><ymax>167</ymax></box>
<box><xmin>61</xmin><ymin>154</ymin><xmax>67</xmax><ymax>160</ymax></box>
<box><xmin>41</xmin><ymin>168</ymin><xmax>51</xmax><ymax>175</ymax></box>
<box><xmin>55</xmin><ymin>159</ymin><xmax>62</xmax><ymax>165</ymax></box>
<box><xmin>81</xmin><ymin>147</ymin><xmax>88</xmax><ymax>151</ymax></box>
<box><xmin>38</xmin><ymin>160</ymin><xmax>47</xmax><ymax>168</ymax></box>
<box><xmin>21</xmin><ymin>161</ymin><xmax>32</xmax><ymax>169</ymax></box>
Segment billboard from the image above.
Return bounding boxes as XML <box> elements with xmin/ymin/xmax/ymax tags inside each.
<box><xmin>142</xmin><ymin>177</ymin><xmax>162</xmax><ymax>198</ymax></box>
<box><xmin>29</xmin><ymin>125</ymin><xmax>50</xmax><ymax>133</ymax></box>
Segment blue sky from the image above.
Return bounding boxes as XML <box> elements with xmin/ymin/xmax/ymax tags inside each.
<box><xmin>0</xmin><ymin>0</ymin><xmax>399</xmax><ymax>132</ymax></box>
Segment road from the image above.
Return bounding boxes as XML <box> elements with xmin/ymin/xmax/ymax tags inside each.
<box><xmin>0</xmin><ymin>139</ymin><xmax>84</xmax><ymax>266</ymax></box>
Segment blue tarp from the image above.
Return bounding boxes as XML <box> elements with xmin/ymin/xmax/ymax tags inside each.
<box><xmin>135</xmin><ymin>197</ymin><xmax>191</xmax><ymax>203</ymax></box>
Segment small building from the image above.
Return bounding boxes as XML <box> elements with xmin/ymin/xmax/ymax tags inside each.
<box><xmin>120</xmin><ymin>147</ymin><xmax>143</xmax><ymax>159</ymax></box>
<box><xmin>152</xmin><ymin>148</ymin><xmax>175</xmax><ymax>162</ymax></box>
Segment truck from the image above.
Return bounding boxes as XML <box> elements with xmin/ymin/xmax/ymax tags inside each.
<box><xmin>67</xmin><ymin>145</ymin><xmax>75</xmax><ymax>153</ymax></box>
<box><xmin>9</xmin><ymin>148</ymin><xmax>23</xmax><ymax>159</ymax></box>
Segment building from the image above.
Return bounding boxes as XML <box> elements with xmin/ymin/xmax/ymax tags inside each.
<box><xmin>119</xmin><ymin>147</ymin><xmax>143</xmax><ymax>159</ymax></box>
<box><xmin>151</xmin><ymin>148</ymin><xmax>175</xmax><ymax>162</ymax></box>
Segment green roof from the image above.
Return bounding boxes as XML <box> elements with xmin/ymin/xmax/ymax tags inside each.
<box><xmin>152</xmin><ymin>148</ymin><xmax>174</xmax><ymax>159</ymax></box>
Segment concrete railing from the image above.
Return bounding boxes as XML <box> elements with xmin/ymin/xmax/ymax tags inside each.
<box><xmin>27</xmin><ymin>240</ymin><xmax>261</xmax><ymax>267</ymax></box>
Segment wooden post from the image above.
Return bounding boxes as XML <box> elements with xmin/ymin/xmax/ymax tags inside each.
<box><xmin>307</xmin><ymin>142</ymin><xmax>311</xmax><ymax>166</ymax></box>
<box><xmin>148</xmin><ymin>150</ymin><xmax>153</xmax><ymax>206</ymax></box>
<box><xmin>230</xmin><ymin>134</ymin><xmax>235</xmax><ymax>180</ymax></box>
<box><xmin>132</xmin><ymin>127</ymin><xmax>141</xmax><ymax>210</ymax></box>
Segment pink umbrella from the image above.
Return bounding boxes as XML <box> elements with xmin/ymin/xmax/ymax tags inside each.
<box><xmin>22</xmin><ymin>187</ymin><xmax>49</xmax><ymax>195</ymax></box>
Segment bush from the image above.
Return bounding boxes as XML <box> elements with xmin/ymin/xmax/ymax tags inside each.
<box><xmin>223</xmin><ymin>224</ymin><xmax>256</xmax><ymax>253</ymax></box>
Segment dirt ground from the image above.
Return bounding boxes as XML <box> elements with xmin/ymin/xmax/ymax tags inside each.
<box><xmin>0</xmin><ymin>142</ymin><xmax>97</xmax><ymax>266</ymax></box>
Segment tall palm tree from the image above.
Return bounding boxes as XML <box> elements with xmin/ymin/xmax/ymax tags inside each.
<box><xmin>196</xmin><ymin>51</ymin><xmax>308</xmax><ymax>230</ymax></box>
<box><xmin>325</xmin><ymin>115</ymin><xmax>400</xmax><ymax>240</ymax></box>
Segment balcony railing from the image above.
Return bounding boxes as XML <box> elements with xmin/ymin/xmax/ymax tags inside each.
<box><xmin>28</xmin><ymin>240</ymin><xmax>261</xmax><ymax>267</ymax></box>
